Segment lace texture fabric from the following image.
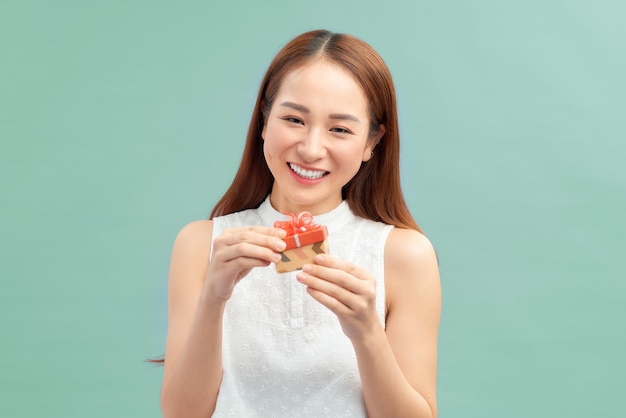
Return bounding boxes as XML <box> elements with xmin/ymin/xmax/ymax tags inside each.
<box><xmin>211</xmin><ymin>197</ymin><xmax>393</xmax><ymax>417</ymax></box>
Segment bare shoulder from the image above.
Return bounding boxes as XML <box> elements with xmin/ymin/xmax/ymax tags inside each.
<box><xmin>384</xmin><ymin>228</ymin><xmax>440</xmax><ymax>311</ymax></box>
<box><xmin>385</xmin><ymin>228</ymin><xmax>438</xmax><ymax>277</ymax></box>
<box><xmin>169</xmin><ymin>220</ymin><xmax>215</xmax><ymax>286</ymax></box>
<box><xmin>173</xmin><ymin>219</ymin><xmax>214</xmax><ymax>252</ymax></box>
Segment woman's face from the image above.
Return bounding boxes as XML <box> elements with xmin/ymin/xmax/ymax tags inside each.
<box><xmin>262</xmin><ymin>59</ymin><xmax>376</xmax><ymax>215</ymax></box>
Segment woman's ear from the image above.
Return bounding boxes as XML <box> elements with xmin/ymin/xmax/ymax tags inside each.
<box><xmin>374</xmin><ymin>124</ymin><xmax>386</xmax><ymax>145</ymax></box>
<box><xmin>260</xmin><ymin>100</ymin><xmax>267</xmax><ymax>140</ymax></box>
<box><xmin>259</xmin><ymin>99</ymin><xmax>269</xmax><ymax>141</ymax></box>
<box><xmin>363</xmin><ymin>124</ymin><xmax>385</xmax><ymax>162</ymax></box>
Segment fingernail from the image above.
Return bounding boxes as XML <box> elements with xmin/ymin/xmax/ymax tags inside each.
<box><xmin>276</xmin><ymin>241</ymin><xmax>286</xmax><ymax>251</ymax></box>
<box><xmin>272</xmin><ymin>253</ymin><xmax>282</xmax><ymax>262</ymax></box>
<box><xmin>314</xmin><ymin>255</ymin><xmax>324</xmax><ymax>263</ymax></box>
<box><xmin>302</xmin><ymin>264</ymin><xmax>312</xmax><ymax>272</ymax></box>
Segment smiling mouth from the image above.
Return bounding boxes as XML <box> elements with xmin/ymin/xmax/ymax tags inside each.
<box><xmin>288</xmin><ymin>163</ymin><xmax>328</xmax><ymax>180</ymax></box>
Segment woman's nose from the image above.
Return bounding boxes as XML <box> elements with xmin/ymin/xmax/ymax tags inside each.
<box><xmin>298</xmin><ymin>129</ymin><xmax>326</xmax><ymax>162</ymax></box>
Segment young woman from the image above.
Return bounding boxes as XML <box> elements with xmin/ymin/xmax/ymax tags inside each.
<box><xmin>159</xmin><ymin>30</ymin><xmax>441</xmax><ymax>418</ymax></box>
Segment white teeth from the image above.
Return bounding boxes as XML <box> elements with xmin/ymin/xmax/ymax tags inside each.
<box><xmin>289</xmin><ymin>163</ymin><xmax>326</xmax><ymax>179</ymax></box>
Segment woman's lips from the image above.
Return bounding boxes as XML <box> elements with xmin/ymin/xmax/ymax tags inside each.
<box><xmin>288</xmin><ymin>162</ymin><xmax>328</xmax><ymax>180</ymax></box>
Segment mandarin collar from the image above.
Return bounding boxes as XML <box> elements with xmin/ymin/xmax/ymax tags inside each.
<box><xmin>257</xmin><ymin>196</ymin><xmax>354</xmax><ymax>234</ymax></box>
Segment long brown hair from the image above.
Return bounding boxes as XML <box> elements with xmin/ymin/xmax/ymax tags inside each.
<box><xmin>211</xmin><ymin>29</ymin><xmax>420</xmax><ymax>232</ymax></box>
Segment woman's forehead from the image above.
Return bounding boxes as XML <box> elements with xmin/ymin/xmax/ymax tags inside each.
<box><xmin>274</xmin><ymin>60</ymin><xmax>369</xmax><ymax>115</ymax></box>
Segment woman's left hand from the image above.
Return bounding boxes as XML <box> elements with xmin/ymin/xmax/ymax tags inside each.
<box><xmin>296</xmin><ymin>254</ymin><xmax>382</xmax><ymax>342</ymax></box>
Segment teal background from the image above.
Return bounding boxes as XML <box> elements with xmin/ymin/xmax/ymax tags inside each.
<box><xmin>1</xmin><ymin>1</ymin><xmax>624</xmax><ymax>417</ymax></box>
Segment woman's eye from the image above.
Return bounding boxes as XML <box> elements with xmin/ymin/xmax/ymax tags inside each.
<box><xmin>330</xmin><ymin>127</ymin><xmax>351</xmax><ymax>134</ymax></box>
<box><xmin>284</xmin><ymin>117</ymin><xmax>303</xmax><ymax>125</ymax></box>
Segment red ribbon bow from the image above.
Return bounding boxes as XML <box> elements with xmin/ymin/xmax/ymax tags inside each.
<box><xmin>274</xmin><ymin>212</ymin><xmax>317</xmax><ymax>236</ymax></box>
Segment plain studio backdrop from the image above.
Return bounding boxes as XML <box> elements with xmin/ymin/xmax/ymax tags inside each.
<box><xmin>1</xmin><ymin>1</ymin><xmax>624</xmax><ymax>417</ymax></box>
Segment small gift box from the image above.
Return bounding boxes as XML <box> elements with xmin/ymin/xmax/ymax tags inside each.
<box><xmin>274</xmin><ymin>212</ymin><xmax>329</xmax><ymax>273</ymax></box>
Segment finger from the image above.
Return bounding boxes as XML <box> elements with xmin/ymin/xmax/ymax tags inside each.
<box><xmin>296</xmin><ymin>270</ymin><xmax>366</xmax><ymax>310</ymax></box>
<box><xmin>248</xmin><ymin>226</ymin><xmax>287</xmax><ymax>238</ymax></box>
<box><xmin>213</xmin><ymin>257</ymin><xmax>271</xmax><ymax>280</ymax></box>
<box><xmin>304</xmin><ymin>286</ymin><xmax>352</xmax><ymax>317</ymax></box>
<box><xmin>228</xmin><ymin>255</ymin><xmax>273</xmax><ymax>271</ymax></box>
<box><xmin>218</xmin><ymin>241</ymin><xmax>283</xmax><ymax>264</ymax></box>
<box><xmin>221</xmin><ymin>226</ymin><xmax>287</xmax><ymax>241</ymax></box>
<box><xmin>218</xmin><ymin>227</ymin><xmax>287</xmax><ymax>252</ymax></box>
<box><xmin>312</xmin><ymin>254</ymin><xmax>368</xmax><ymax>281</ymax></box>
<box><xmin>301</xmin><ymin>263</ymin><xmax>369</xmax><ymax>295</ymax></box>
<box><xmin>229</xmin><ymin>225</ymin><xmax>286</xmax><ymax>236</ymax></box>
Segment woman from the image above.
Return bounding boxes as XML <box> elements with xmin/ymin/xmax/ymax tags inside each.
<box><xmin>159</xmin><ymin>29</ymin><xmax>441</xmax><ymax>417</ymax></box>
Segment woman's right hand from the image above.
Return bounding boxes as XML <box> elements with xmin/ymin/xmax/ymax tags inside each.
<box><xmin>204</xmin><ymin>226</ymin><xmax>287</xmax><ymax>302</ymax></box>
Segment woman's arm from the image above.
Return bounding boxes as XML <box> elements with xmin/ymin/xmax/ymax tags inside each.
<box><xmin>160</xmin><ymin>220</ymin><xmax>225</xmax><ymax>418</ymax></box>
<box><xmin>160</xmin><ymin>221</ymin><xmax>287</xmax><ymax>418</ymax></box>
<box><xmin>358</xmin><ymin>228</ymin><xmax>441</xmax><ymax>417</ymax></box>
<box><xmin>297</xmin><ymin>228</ymin><xmax>440</xmax><ymax>417</ymax></box>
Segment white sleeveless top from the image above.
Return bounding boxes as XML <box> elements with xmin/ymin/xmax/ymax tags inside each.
<box><xmin>211</xmin><ymin>197</ymin><xmax>393</xmax><ymax>417</ymax></box>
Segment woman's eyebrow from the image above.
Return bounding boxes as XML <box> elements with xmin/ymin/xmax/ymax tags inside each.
<box><xmin>329</xmin><ymin>113</ymin><xmax>360</xmax><ymax>123</ymax></box>
<box><xmin>280</xmin><ymin>101</ymin><xmax>309</xmax><ymax>113</ymax></box>
<box><xmin>279</xmin><ymin>101</ymin><xmax>360</xmax><ymax>123</ymax></box>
